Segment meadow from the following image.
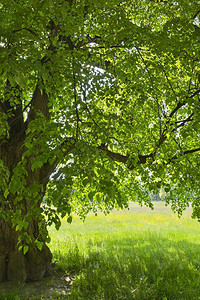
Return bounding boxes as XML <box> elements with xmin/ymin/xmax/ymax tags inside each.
<box><xmin>49</xmin><ymin>202</ymin><xmax>200</xmax><ymax>300</ymax></box>
<box><xmin>1</xmin><ymin>201</ymin><xmax>200</xmax><ymax>299</ymax></box>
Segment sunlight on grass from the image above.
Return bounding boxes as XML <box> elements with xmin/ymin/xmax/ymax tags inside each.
<box><xmin>48</xmin><ymin>202</ymin><xmax>200</xmax><ymax>299</ymax></box>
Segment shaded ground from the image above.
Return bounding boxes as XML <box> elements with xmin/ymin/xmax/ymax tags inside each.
<box><xmin>0</xmin><ymin>270</ymin><xmax>74</xmax><ymax>299</ymax></box>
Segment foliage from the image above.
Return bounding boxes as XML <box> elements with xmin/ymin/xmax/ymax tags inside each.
<box><xmin>0</xmin><ymin>0</ymin><xmax>200</xmax><ymax>247</ymax></box>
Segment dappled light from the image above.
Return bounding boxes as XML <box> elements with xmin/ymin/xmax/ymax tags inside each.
<box><xmin>48</xmin><ymin>203</ymin><xmax>200</xmax><ymax>299</ymax></box>
<box><xmin>0</xmin><ymin>0</ymin><xmax>200</xmax><ymax>297</ymax></box>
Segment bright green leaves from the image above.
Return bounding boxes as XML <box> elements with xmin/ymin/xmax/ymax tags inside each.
<box><xmin>23</xmin><ymin>245</ymin><xmax>29</xmax><ymax>255</ymax></box>
<box><xmin>9</xmin><ymin>177</ymin><xmax>25</xmax><ymax>196</ymax></box>
<box><xmin>18</xmin><ymin>245</ymin><xmax>29</xmax><ymax>255</ymax></box>
<box><xmin>31</xmin><ymin>160</ymin><xmax>44</xmax><ymax>171</ymax></box>
<box><xmin>45</xmin><ymin>169</ymin><xmax>73</xmax><ymax>227</ymax></box>
<box><xmin>0</xmin><ymin>0</ymin><xmax>199</xmax><ymax>248</ymax></box>
<box><xmin>18</xmin><ymin>236</ymin><xmax>44</xmax><ymax>254</ymax></box>
<box><xmin>16</xmin><ymin>216</ymin><xmax>49</xmax><ymax>253</ymax></box>
<box><xmin>35</xmin><ymin>240</ymin><xmax>44</xmax><ymax>251</ymax></box>
<box><xmin>17</xmin><ymin>232</ymin><xmax>31</xmax><ymax>254</ymax></box>
<box><xmin>16</xmin><ymin>220</ymin><xmax>29</xmax><ymax>232</ymax></box>
<box><xmin>8</xmin><ymin>161</ymin><xmax>27</xmax><ymax>196</ymax></box>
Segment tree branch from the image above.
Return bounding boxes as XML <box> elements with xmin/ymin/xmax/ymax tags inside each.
<box><xmin>168</xmin><ymin>101</ymin><xmax>186</xmax><ymax>118</ymax></box>
<box><xmin>80</xmin><ymin>82</ymin><xmax>99</xmax><ymax>126</ymax></box>
<box><xmin>187</xmin><ymin>89</ymin><xmax>200</xmax><ymax>99</ymax></box>
<box><xmin>173</xmin><ymin>113</ymin><xmax>194</xmax><ymax>130</ymax></box>
<box><xmin>39</xmin><ymin>137</ymin><xmax>76</xmax><ymax>186</ymax></box>
<box><xmin>12</xmin><ymin>28</ymin><xmax>39</xmax><ymax>38</ymax></box>
<box><xmin>98</xmin><ymin>143</ymin><xmax>153</xmax><ymax>169</ymax></box>
<box><xmin>27</xmin><ymin>84</ymin><xmax>50</xmax><ymax>125</ymax></box>
<box><xmin>193</xmin><ymin>9</ymin><xmax>200</xmax><ymax>19</ymax></box>
<box><xmin>98</xmin><ymin>142</ymin><xmax>200</xmax><ymax>170</ymax></box>
<box><xmin>98</xmin><ymin>143</ymin><xmax>128</xmax><ymax>164</ymax></box>
<box><xmin>72</xmin><ymin>62</ymin><xmax>80</xmax><ymax>140</ymax></box>
<box><xmin>167</xmin><ymin>147</ymin><xmax>200</xmax><ymax>165</ymax></box>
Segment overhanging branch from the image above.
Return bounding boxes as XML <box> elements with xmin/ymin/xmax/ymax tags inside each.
<box><xmin>98</xmin><ymin>143</ymin><xmax>153</xmax><ymax>169</ymax></box>
<box><xmin>98</xmin><ymin>143</ymin><xmax>200</xmax><ymax>170</ymax></box>
<box><xmin>168</xmin><ymin>101</ymin><xmax>186</xmax><ymax>118</ymax></box>
<box><xmin>167</xmin><ymin>147</ymin><xmax>200</xmax><ymax>165</ymax></box>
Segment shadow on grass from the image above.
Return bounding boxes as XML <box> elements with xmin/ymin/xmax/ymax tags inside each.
<box><xmin>53</xmin><ymin>234</ymin><xmax>200</xmax><ymax>300</ymax></box>
<box><xmin>1</xmin><ymin>235</ymin><xmax>199</xmax><ymax>300</ymax></box>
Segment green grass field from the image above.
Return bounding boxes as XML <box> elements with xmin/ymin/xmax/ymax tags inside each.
<box><xmin>48</xmin><ymin>202</ymin><xmax>200</xmax><ymax>300</ymax></box>
<box><xmin>1</xmin><ymin>201</ymin><xmax>200</xmax><ymax>300</ymax></box>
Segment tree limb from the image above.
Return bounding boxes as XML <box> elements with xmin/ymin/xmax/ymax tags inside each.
<box><xmin>168</xmin><ymin>101</ymin><xmax>186</xmax><ymax>118</ymax></box>
<box><xmin>98</xmin><ymin>143</ymin><xmax>153</xmax><ymax>169</ymax></box>
<box><xmin>27</xmin><ymin>85</ymin><xmax>50</xmax><ymax>125</ymax></box>
<box><xmin>39</xmin><ymin>137</ymin><xmax>76</xmax><ymax>186</ymax></box>
<box><xmin>98</xmin><ymin>142</ymin><xmax>200</xmax><ymax>170</ymax></box>
<box><xmin>167</xmin><ymin>147</ymin><xmax>200</xmax><ymax>165</ymax></box>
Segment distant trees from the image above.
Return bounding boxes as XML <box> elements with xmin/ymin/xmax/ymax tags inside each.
<box><xmin>149</xmin><ymin>193</ymin><xmax>165</xmax><ymax>202</ymax></box>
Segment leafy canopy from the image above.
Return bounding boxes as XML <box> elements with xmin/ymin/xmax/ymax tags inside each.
<box><xmin>0</xmin><ymin>0</ymin><xmax>200</xmax><ymax>238</ymax></box>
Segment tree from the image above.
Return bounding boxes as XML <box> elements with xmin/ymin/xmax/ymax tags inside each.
<box><xmin>0</xmin><ymin>0</ymin><xmax>199</xmax><ymax>282</ymax></box>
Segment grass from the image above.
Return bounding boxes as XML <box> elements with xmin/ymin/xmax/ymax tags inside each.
<box><xmin>48</xmin><ymin>202</ymin><xmax>200</xmax><ymax>299</ymax></box>
<box><xmin>1</xmin><ymin>202</ymin><xmax>200</xmax><ymax>299</ymax></box>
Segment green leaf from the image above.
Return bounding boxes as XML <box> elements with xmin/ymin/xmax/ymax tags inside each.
<box><xmin>1</xmin><ymin>0</ymin><xmax>200</xmax><ymax>247</ymax></box>
<box><xmin>35</xmin><ymin>240</ymin><xmax>43</xmax><ymax>251</ymax></box>
<box><xmin>88</xmin><ymin>191</ymin><xmax>95</xmax><ymax>201</ymax></box>
<box><xmin>67</xmin><ymin>216</ymin><xmax>72</xmax><ymax>224</ymax></box>
<box><xmin>4</xmin><ymin>189</ymin><xmax>9</xmax><ymax>198</ymax></box>
<box><xmin>18</xmin><ymin>245</ymin><xmax>23</xmax><ymax>251</ymax></box>
<box><xmin>37</xmin><ymin>161</ymin><xmax>43</xmax><ymax>168</ymax></box>
<box><xmin>23</xmin><ymin>245</ymin><xmax>29</xmax><ymax>255</ymax></box>
<box><xmin>16</xmin><ymin>220</ymin><xmax>29</xmax><ymax>231</ymax></box>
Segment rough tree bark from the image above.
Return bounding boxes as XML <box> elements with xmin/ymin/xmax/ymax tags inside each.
<box><xmin>0</xmin><ymin>137</ymin><xmax>53</xmax><ymax>283</ymax></box>
<box><xmin>0</xmin><ymin>84</ymin><xmax>54</xmax><ymax>283</ymax></box>
<box><xmin>0</xmin><ymin>183</ymin><xmax>53</xmax><ymax>282</ymax></box>
<box><xmin>0</xmin><ymin>213</ymin><xmax>52</xmax><ymax>283</ymax></box>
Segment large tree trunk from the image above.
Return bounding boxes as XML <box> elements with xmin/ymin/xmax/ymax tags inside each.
<box><xmin>0</xmin><ymin>84</ymin><xmax>59</xmax><ymax>283</ymax></box>
<box><xmin>0</xmin><ymin>133</ymin><xmax>54</xmax><ymax>283</ymax></box>
<box><xmin>0</xmin><ymin>174</ymin><xmax>53</xmax><ymax>283</ymax></box>
<box><xmin>0</xmin><ymin>214</ymin><xmax>52</xmax><ymax>283</ymax></box>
